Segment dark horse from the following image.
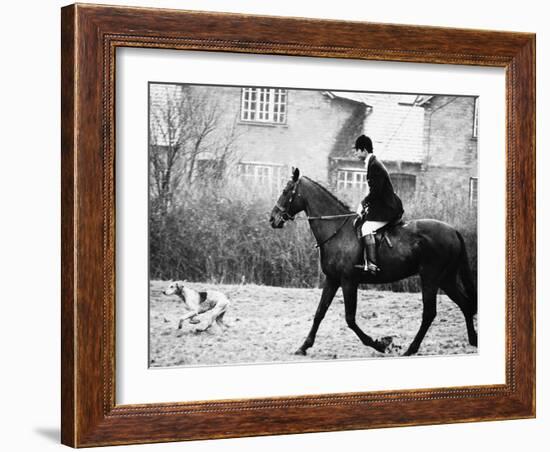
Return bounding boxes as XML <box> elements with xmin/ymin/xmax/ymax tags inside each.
<box><xmin>269</xmin><ymin>168</ymin><xmax>477</xmax><ymax>356</ymax></box>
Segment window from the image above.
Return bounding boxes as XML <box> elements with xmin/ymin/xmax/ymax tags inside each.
<box><xmin>390</xmin><ymin>173</ymin><xmax>417</xmax><ymax>199</ymax></box>
<box><xmin>469</xmin><ymin>177</ymin><xmax>478</xmax><ymax>207</ymax></box>
<box><xmin>337</xmin><ymin>170</ymin><xmax>416</xmax><ymax>200</ymax></box>
<box><xmin>472</xmin><ymin>97</ymin><xmax>479</xmax><ymax>138</ymax></box>
<box><xmin>238</xmin><ymin>162</ymin><xmax>286</xmax><ymax>192</ymax></box>
<box><xmin>241</xmin><ymin>88</ymin><xmax>287</xmax><ymax>124</ymax></box>
<box><xmin>336</xmin><ymin>169</ymin><xmax>369</xmax><ymax>193</ymax></box>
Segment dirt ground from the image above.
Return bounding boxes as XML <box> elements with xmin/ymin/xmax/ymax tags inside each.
<box><xmin>149</xmin><ymin>280</ymin><xmax>478</xmax><ymax>368</ymax></box>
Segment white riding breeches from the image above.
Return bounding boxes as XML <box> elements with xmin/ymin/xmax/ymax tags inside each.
<box><xmin>361</xmin><ymin>221</ymin><xmax>388</xmax><ymax>236</ymax></box>
<box><xmin>356</xmin><ymin>202</ymin><xmax>387</xmax><ymax>235</ymax></box>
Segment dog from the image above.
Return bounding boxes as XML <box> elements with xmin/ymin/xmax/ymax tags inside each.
<box><xmin>162</xmin><ymin>281</ymin><xmax>230</xmax><ymax>332</ymax></box>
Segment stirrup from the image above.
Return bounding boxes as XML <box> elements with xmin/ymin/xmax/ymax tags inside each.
<box><xmin>365</xmin><ymin>262</ymin><xmax>380</xmax><ymax>273</ymax></box>
<box><xmin>354</xmin><ymin>262</ymin><xmax>380</xmax><ymax>273</ymax></box>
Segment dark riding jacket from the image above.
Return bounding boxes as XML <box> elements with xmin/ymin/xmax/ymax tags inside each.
<box><xmin>361</xmin><ymin>155</ymin><xmax>404</xmax><ymax>222</ymax></box>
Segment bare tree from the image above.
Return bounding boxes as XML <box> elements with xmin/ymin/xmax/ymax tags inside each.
<box><xmin>150</xmin><ymin>85</ymin><xmax>190</xmax><ymax>219</ymax></box>
<box><xmin>149</xmin><ymin>84</ymin><xmax>244</xmax><ymax>216</ymax></box>
<box><xmin>184</xmin><ymin>95</ymin><xmax>220</xmax><ymax>182</ymax></box>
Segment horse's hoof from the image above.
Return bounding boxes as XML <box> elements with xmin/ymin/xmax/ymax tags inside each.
<box><xmin>374</xmin><ymin>336</ymin><xmax>393</xmax><ymax>353</ymax></box>
<box><xmin>295</xmin><ymin>348</ymin><xmax>307</xmax><ymax>356</ymax></box>
<box><xmin>386</xmin><ymin>342</ymin><xmax>403</xmax><ymax>354</ymax></box>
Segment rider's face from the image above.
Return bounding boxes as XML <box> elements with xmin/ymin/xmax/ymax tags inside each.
<box><xmin>354</xmin><ymin>148</ymin><xmax>367</xmax><ymax>161</ymax></box>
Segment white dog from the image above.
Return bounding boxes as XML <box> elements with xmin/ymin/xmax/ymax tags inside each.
<box><xmin>162</xmin><ymin>281</ymin><xmax>230</xmax><ymax>332</ymax></box>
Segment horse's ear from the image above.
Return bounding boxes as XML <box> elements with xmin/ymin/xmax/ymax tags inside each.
<box><xmin>292</xmin><ymin>167</ymin><xmax>300</xmax><ymax>182</ymax></box>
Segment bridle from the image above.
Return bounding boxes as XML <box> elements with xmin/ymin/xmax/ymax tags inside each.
<box><xmin>275</xmin><ymin>178</ymin><xmax>301</xmax><ymax>222</ymax></box>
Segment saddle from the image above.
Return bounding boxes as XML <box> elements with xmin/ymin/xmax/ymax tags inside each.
<box><xmin>355</xmin><ymin>217</ymin><xmax>404</xmax><ymax>249</ymax></box>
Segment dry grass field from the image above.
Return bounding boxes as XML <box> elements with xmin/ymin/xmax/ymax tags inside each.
<box><xmin>149</xmin><ymin>280</ymin><xmax>477</xmax><ymax>368</ymax></box>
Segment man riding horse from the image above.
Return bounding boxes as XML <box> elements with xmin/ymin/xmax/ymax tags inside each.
<box><xmin>353</xmin><ymin>135</ymin><xmax>404</xmax><ymax>273</ymax></box>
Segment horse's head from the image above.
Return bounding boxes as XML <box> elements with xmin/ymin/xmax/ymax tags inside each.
<box><xmin>270</xmin><ymin>168</ymin><xmax>306</xmax><ymax>229</ymax></box>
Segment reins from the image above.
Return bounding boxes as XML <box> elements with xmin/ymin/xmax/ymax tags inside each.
<box><xmin>290</xmin><ymin>212</ymin><xmax>357</xmax><ymax>248</ymax></box>
<box><xmin>275</xmin><ymin>177</ymin><xmax>358</xmax><ymax>248</ymax></box>
<box><xmin>311</xmin><ymin>215</ymin><xmax>353</xmax><ymax>248</ymax></box>
<box><xmin>295</xmin><ymin>213</ymin><xmax>357</xmax><ymax>221</ymax></box>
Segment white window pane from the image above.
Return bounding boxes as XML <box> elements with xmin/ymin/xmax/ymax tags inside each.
<box><xmin>241</xmin><ymin>87</ymin><xmax>287</xmax><ymax>123</ymax></box>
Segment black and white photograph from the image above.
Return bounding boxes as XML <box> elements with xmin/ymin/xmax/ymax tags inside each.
<box><xmin>3</xmin><ymin>0</ymin><xmax>544</xmax><ymax>450</ymax></box>
<box><xmin>148</xmin><ymin>83</ymin><xmax>479</xmax><ymax>368</ymax></box>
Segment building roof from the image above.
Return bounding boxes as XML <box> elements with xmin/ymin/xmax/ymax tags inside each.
<box><xmin>322</xmin><ymin>91</ymin><xmax>372</xmax><ymax>107</ymax></box>
<box><xmin>328</xmin><ymin>92</ymin><xmax>426</xmax><ymax>163</ymax></box>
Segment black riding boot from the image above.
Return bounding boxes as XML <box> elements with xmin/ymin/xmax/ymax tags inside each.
<box><xmin>362</xmin><ymin>233</ymin><xmax>380</xmax><ymax>273</ymax></box>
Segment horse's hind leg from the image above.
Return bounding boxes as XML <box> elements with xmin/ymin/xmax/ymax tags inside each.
<box><xmin>295</xmin><ymin>278</ymin><xmax>339</xmax><ymax>355</ymax></box>
<box><xmin>404</xmin><ymin>279</ymin><xmax>438</xmax><ymax>356</ymax></box>
<box><xmin>441</xmin><ymin>279</ymin><xmax>477</xmax><ymax>347</ymax></box>
<box><xmin>342</xmin><ymin>280</ymin><xmax>391</xmax><ymax>354</ymax></box>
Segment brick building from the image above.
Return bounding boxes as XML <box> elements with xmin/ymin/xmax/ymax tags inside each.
<box><xmin>327</xmin><ymin>92</ymin><xmax>478</xmax><ymax>206</ymax></box>
<box><xmin>149</xmin><ymin>83</ymin><xmax>478</xmax><ymax>206</ymax></box>
<box><xmin>419</xmin><ymin>95</ymin><xmax>479</xmax><ymax>207</ymax></box>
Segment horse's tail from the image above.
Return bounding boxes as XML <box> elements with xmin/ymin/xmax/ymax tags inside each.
<box><xmin>456</xmin><ymin>231</ymin><xmax>477</xmax><ymax>315</ymax></box>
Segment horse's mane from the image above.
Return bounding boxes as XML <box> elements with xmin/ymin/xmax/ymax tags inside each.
<box><xmin>302</xmin><ymin>176</ymin><xmax>352</xmax><ymax>212</ymax></box>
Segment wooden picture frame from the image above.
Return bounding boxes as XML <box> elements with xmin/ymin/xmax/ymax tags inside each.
<box><xmin>61</xmin><ymin>3</ymin><xmax>535</xmax><ymax>447</ymax></box>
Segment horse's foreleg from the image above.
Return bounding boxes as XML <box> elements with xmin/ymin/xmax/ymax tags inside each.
<box><xmin>342</xmin><ymin>281</ymin><xmax>390</xmax><ymax>354</ymax></box>
<box><xmin>295</xmin><ymin>278</ymin><xmax>339</xmax><ymax>355</ymax></box>
<box><xmin>404</xmin><ymin>280</ymin><xmax>438</xmax><ymax>356</ymax></box>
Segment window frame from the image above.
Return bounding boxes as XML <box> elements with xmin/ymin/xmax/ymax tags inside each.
<box><xmin>336</xmin><ymin>168</ymin><xmax>369</xmax><ymax>193</ymax></box>
<box><xmin>240</xmin><ymin>88</ymin><xmax>288</xmax><ymax>125</ymax></box>
<box><xmin>469</xmin><ymin>176</ymin><xmax>479</xmax><ymax>207</ymax></box>
<box><xmin>238</xmin><ymin>161</ymin><xmax>286</xmax><ymax>192</ymax></box>
<box><xmin>472</xmin><ymin>96</ymin><xmax>479</xmax><ymax>138</ymax></box>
